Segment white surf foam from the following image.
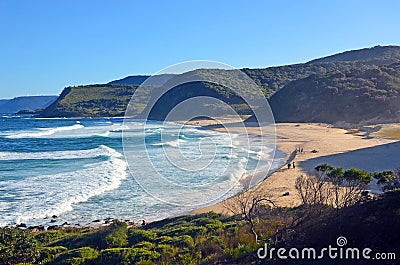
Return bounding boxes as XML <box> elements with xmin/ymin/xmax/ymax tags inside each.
<box><xmin>5</xmin><ymin>124</ymin><xmax>84</xmax><ymax>139</ymax></box>
<box><xmin>0</xmin><ymin>146</ymin><xmax>128</xmax><ymax>226</ymax></box>
<box><xmin>151</xmin><ymin>139</ymin><xmax>187</xmax><ymax>147</ymax></box>
<box><xmin>0</xmin><ymin>145</ymin><xmax>121</xmax><ymax>161</ymax></box>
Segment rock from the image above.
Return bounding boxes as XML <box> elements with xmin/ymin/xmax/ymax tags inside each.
<box><xmin>50</xmin><ymin>219</ymin><xmax>57</xmax><ymax>223</ymax></box>
<box><xmin>92</xmin><ymin>219</ymin><xmax>101</xmax><ymax>223</ymax></box>
<box><xmin>105</xmin><ymin>218</ymin><xmax>114</xmax><ymax>224</ymax></box>
<box><xmin>47</xmin><ymin>225</ymin><xmax>61</xmax><ymax>231</ymax></box>
<box><xmin>62</xmin><ymin>222</ymin><xmax>70</xmax><ymax>226</ymax></box>
<box><xmin>17</xmin><ymin>223</ymin><xmax>27</xmax><ymax>228</ymax></box>
<box><xmin>52</xmin><ymin>215</ymin><xmax>58</xmax><ymax>219</ymax></box>
<box><xmin>29</xmin><ymin>225</ymin><xmax>45</xmax><ymax>232</ymax></box>
<box><xmin>282</xmin><ymin>191</ymin><xmax>290</xmax><ymax>197</ymax></box>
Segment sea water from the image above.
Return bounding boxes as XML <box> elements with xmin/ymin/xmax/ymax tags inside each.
<box><xmin>0</xmin><ymin>115</ymin><xmax>284</xmax><ymax>227</ymax></box>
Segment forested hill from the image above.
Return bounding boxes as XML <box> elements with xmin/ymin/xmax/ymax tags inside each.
<box><xmin>308</xmin><ymin>45</ymin><xmax>400</xmax><ymax>64</ymax></box>
<box><xmin>269</xmin><ymin>63</ymin><xmax>400</xmax><ymax>125</ymax></box>
<box><xmin>39</xmin><ymin>45</ymin><xmax>400</xmax><ymax>125</ymax></box>
<box><xmin>108</xmin><ymin>74</ymin><xmax>176</xmax><ymax>86</ymax></box>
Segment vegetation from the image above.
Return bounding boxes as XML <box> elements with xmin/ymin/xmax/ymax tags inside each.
<box><xmin>39</xmin><ymin>45</ymin><xmax>400</xmax><ymax>124</ymax></box>
<box><xmin>40</xmin><ymin>85</ymin><xmax>139</xmax><ymax>118</ymax></box>
<box><xmin>1</xmin><ymin>165</ymin><xmax>399</xmax><ymax>264</ymax></box>
<box><xmin>373</xmin><ymin>169</ymin><xmax>400</xmax><ymax>191</ymax></box>
<box><xmin>378</xmin><ymin>128</ymin><xmax>400</xmax><ymax>140</ymax></box>
<box><xmin>269</xmin><ymin>63</ymin><xmax>400</xmax><ymax>125</ymax></box>
<box><xmin>0</xmin><ymin>228</ymin><xmax>39</xmax><ymax>264</ymax></box>
<box><xmin>0</xmin><ymin>212</ymin><xmax>271</xmax><ymax>264</ymax></box>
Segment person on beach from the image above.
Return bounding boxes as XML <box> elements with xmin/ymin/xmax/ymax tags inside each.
<box><xmin>287</xmin><ymin>163</ymin><xmax>291</xmax><ymax>169</ymax></box>
<box><xmin>292</xmin><ymin>161</ymin><xmax>295</xmax><ymax>168</ymax></box>
<box><xmin>141</xmin><ymin>220</ymin><xmax>146</xmax><ymax>226</ymax></box>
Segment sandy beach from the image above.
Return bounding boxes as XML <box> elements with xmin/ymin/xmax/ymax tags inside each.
<box><xmin>193</xmin><ymin>122</ymin><xmax>400</xmax><ymax>214</ymax></box>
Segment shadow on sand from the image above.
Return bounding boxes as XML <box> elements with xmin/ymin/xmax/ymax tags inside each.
<box><xmin>299</xmin><ymin>141</ymin><xmax>400</xmax><ymax>173</ymax></box>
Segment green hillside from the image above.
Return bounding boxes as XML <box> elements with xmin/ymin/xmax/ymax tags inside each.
<box><xmin>39</xmin><ymin>45</ymin><xmax>400</xmax><ymax>124</ymax></box>
<box><xmin>40</xmin><ymin>85</ymin><xmax>138</xmax><ymax>118</ymax></box>
<box><xmin>269</xmin><ymin>63</ymin><xmax>400</xmax><ymax>125</ymax></box>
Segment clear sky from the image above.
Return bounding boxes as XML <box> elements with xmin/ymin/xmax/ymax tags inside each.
<box><xmin>0</xmin><ymin>0</ymin><xmax>399</xmax><ymax>98</ymax></box>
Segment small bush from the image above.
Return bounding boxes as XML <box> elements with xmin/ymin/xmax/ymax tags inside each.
<box><xmin>105</xmin><ymin>220</ymin><xmax>128</xmax><ymax>248</ymax></box>
<box><xmin>36</xmin><ymin>231</ymin><xmax>66</xmax><ymax>245</ymax></box>
<box><xmin>97</xmin><ymin>248</ymin><xmax>127</xmax><ymax>264</ymax></box>
<box><xmin>134</xmin><ymin>241</ymin><xmax>155</xmax><ymax>249</ymax></box>
<box><xmin>37</xmin><ymin>246</ymin><xmax>68</xmax><ymax>264</ymax></box>
<box><xmin>51</xmin><ymin>247</ymin><xmax>99</xmax><ymax>265</ymax></box>
<box><xmin>124</xmin><ymin>247</ymin><xmax>161</xmax><ymax>263</ymax></box>
<box><xmin>128</xmin><ymin>229</ymin><xmax>157</xmax><ymax>245</ymax></box>
<box><xmin>0</xmin><ymin>228</ymin><xmax>39</xmax><ymax>265</ymax></box>
<box><xmin>161</xmin><ymin>225</ymin><xmax>207</xmax><ymax>237</ymax></box>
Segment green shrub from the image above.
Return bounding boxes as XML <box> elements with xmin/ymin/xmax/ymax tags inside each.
<box><xmin>105</xmin><ymin>221</ymin><xmax>128</xmax><ymax>248</ymax></box>
<box><xmin>123</xmin><ymin>247</ymin><xmax>161</xmax><ymax>263</ymax></box>
<box><xmin>128</xmin><ymin>229</ymin><xmax>157</xmax><ymax>245</ymax></box>
<box><xmin>327</xmin><ymin>167</ymin><xmax>344</xmax><ymax>179</ymax></box>
<box><xmin>344</xmin><ymin>168</ymin><xmax>372</xmax><ymax>183</ymax></box>
<box><xmin>373</xmin><ymin>170</ymin><xmax>395</xmax><ymax>183</ymax></box>
<box><xmin>0</xmin><ymin>228</ymin><xmax>39</xmax><ymax>265</ymax></box>
<box><xmin>155</xmin><ymin>235</ymin><xmax>174</xmax><ymax>244</ymax></box>
<box><xmin>37</xmin><ymin>246</ymin><xmax>68</xmax><ymax>264</ymax></box>
<box><xmin>134</xmin><ymin>241</ymin><xmax>155</xmax><ymax>249</ymax></box>
<box><xmin>161</xmin><ymin>225</ymin><xmax>207</xmax><ymax>237</ymax></box>
<box><xmin>49</xmin><ymin>247</ymin><xmax>99</xmax><ymax>265</ymax></box>
<box><xmin>155</xmin><ymin>243</ymin><xmax>176</xmax><ymax>255</ymax></box>
<box><xmin>177</xmin><ymin>252</ymin><xmax>201</xmax><ymax>265</ymax></box>
<box><xmin>226</xmin><ymin>243</ymin><xmax>254</xmax><ymax>258</ymax></box>
<box><xmin>315</xmin><ymin>164</ymin><xmax>334</xmax><ymax>172</ymax></box>
<box><xmin>173</xmin><ymin>235</ymin><xmax>194</xmax><ymax>248</ymax></box>
<box><xmin>36</xmin><ymin>231</ymin><xmax>66</xmax><ymax>245</ymax></box>
<box><xmin>97</xmin><ymin>248</ymin><xmax>127</xmax><ymax>264</ymax></box>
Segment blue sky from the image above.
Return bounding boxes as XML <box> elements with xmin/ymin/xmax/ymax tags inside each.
<box><xmin>0</xmin><ymin>0</ymin><xmax>399</xmax><ymax>98</ymax></box>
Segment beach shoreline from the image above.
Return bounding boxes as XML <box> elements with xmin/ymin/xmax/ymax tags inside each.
<box><xmin>4</xmin><ymin>120</ymin><xmax>400</xmax><ymax>229</ymax></box>
<box><xmin>192</xmin><ymin>121</ymin><xmax>400</xmax><ymax>215</ymax></box>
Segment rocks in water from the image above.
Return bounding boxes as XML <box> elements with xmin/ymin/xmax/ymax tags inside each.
<box><xmin>50</xmin><ymin>219</ymin><xmax>57</xmax><ymax>223</ymax></box>
<box><xmin>52</xmin><ymin>215</ymin><xmax>58</xmax><ymax>219</ymax></box>
<box><xmin>17</xmin><ymin>223</ymin><xmax>27</xmax><ymax>228</ymax></box>
<box><xmin>92</xmin><ymin>219</ymin><xmax>101</xmax><ymax>223</ymax></box>
<box><xmin>104</xmin><ymin>218</ymin><xmax>114</xmax><ymax>224</ymax></box>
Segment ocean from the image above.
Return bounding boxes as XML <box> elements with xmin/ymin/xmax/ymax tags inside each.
<box><xmin>0</xmin><ymin>115</ymin><xmax>283</xmax><ymax>227</ymax></box>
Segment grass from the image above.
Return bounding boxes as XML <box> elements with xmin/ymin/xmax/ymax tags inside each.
<box><xmin>378</xmin><ymin>128</ymin><xmax>400</xmax><ymax>140</ymax></box>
